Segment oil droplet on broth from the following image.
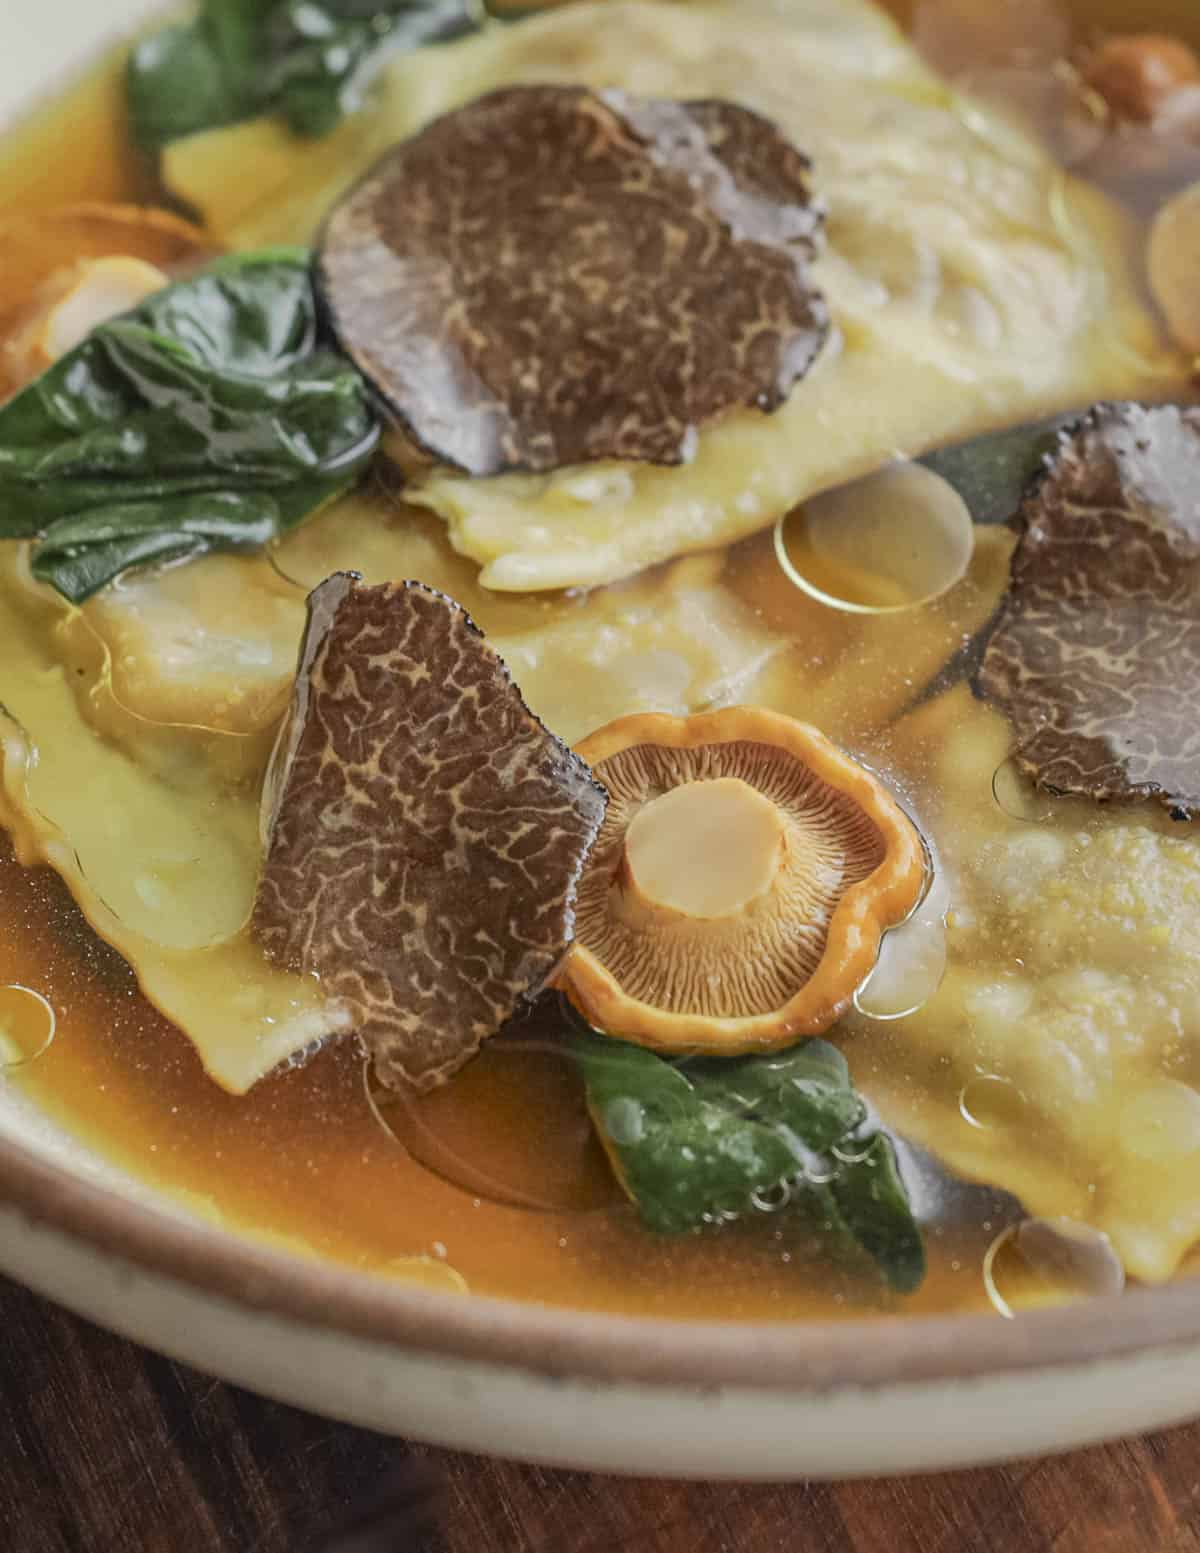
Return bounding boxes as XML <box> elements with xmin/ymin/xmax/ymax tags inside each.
<box><xmin>991</xmin><ymin>755</ymin><xmax>1064</xmax><ymax>824</ymax></box>
<box><xmin>365</xmin><ymin>1033</ymin><xmax>621</xmax><ymax>1216</ymax></box>
<box><xmin>958</xmin><ymin>1073</ymin><xmax>1031</xmax><ymax>1132</ymax></box>
<box><xmin>855</xmin><ymin>845</ymin><xmax>949</xmax><ymax>1020</ymax></box>
<box><xmin>0</xmin><ymin>984</ymin><xmax>56</xmax><ymax>1069</ymax></box>
<box><xmin>384</xmin><ymin>1254</ymin><xmax>470</xmax><ymax>1295</ymax></box>
<box><xmin>774</xmin><ymin>461</ymin><xmax>974</xmax><ymax>615</ymax></box>
<box><xmin>983</xmin><ymin>1217</ymin><xmax>1124</xmax><ymax>1319</ymax></box>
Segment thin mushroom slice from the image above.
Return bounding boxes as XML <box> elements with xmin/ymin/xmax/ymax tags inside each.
<box><xmin>315</xmin><ymin>84</ymin><xmax>829</xmax><ymax>477</ymax></box>
<box><xmin>977</xmin><ymin>402</ymin><xmax>1200</xmax><ymax>816</ymax></box>
<box><xmin>252</xmin><ymin>574</ymin><xmax>607</xmax><ymax>1091</ymax></box>
<box><xmin>559</xmin><ymin>708</ymin><xmax>927</xmax><ymax>1053</ymax></box>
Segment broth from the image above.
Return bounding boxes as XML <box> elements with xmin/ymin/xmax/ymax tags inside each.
<box><xmin>2</xmin><ymin>0</ymin><xmax>1200</xmax><ymax>1320</ymax></box>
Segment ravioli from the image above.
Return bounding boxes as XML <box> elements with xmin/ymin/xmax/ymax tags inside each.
<box><xmin>0</xmin><ymin>552</ymin><xmax>352</xmax><ymax>1093</ymax></box>
<box><xmin>167</xmin><ymin>0</ymin><xmax>1181</xmax><ymax>591</ymax></box>
<box><xmin>6</xmin><ymin>0</ymin><xmax>1200</xmax><ymax>1295</ymax></box>
<box><xmin>865</xmin><ymin>686</ymin><xmax>1200</xmax><ymax>1284</ymax></box>
<box><xmin>0</xmin><ymin>490</ymin><xmax>1011</xmax><ymax>1091</ymax></box>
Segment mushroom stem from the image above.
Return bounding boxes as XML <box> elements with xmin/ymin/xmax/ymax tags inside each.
<box><xmin>618</xmin><ymin>777</ymin><xmax>787</xmax><ymax>921</ymax></box>
<box><xmin>563</xmin><ymin>707</ymin><xmax>929</xmax><ymax>1051</ymax></box>
<box><xmin>39</xmin><ymin>257</ymin><xmax>168</xmax><ymax>363</ymax></box>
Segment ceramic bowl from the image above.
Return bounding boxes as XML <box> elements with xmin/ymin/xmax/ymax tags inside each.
<box><xmin>3</xmin><ymin>0</ymin><xmax>1200</xmax><ymax>1480</ymax></box>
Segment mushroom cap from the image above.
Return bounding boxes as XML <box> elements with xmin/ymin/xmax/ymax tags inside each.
<box><xmin>559</xmin><ymin>707</ymin><xmax>927</xmax><ymax>1053</ymax></box>
<box><xmin>25</xmin><ymin>256</ymin><xmax>169</xmax><ymax>374</ymax></box>
<box><xmin>253</xmin><ymin>574</ymin><xmax>608</xmax><ymax>1091</ymax></box>
<box><xmin>0</xmin><ymin>203</ymin><xmax>216</xmax><ymax>396</ymax></box>
<box><xmin>977</xmin><ymin>402</ymin><xmax>1200</xmax><ymax>816</ymax></box>
<box><xmin>315</xmin><ymin>84</ymin><xmax>829</xmax><ymax>478</ymax></box>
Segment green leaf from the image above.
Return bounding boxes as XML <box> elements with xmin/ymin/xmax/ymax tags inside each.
<box><xmin>574</xmin><ymin>1029</ymin><xmax>925</xmax><ymax>1293</ymax></box>
<box><xmin>127</xmin><ymin>25</ymin><xmax>244</xmax><ymax>151</ymax></box>
<box><xmin>0</xmin><ymin>249</ymin><xmax>379</xmax><ymax>603</ymax></box>
<box><xmin>128</xmin><ymin>1</ymin><xmax>486</xmax><ymax>152</ymax></box>
<box><xmin>824</xmin><ymin>1136</ymin><xmax>927</xmax><ymax>1295</ymax></box>
<box><xmin>918</xmin><ymin>412</ymin><xmax>1080</xmax><ymax>527</ymax></box>
<box><xmin>267</xmin><ymin>2</ymin><xmax>485</xmax><ymax>137</ymax></box>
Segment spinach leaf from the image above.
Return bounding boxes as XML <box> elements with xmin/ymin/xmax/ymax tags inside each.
<box><xmin>900</xmin><ymin>411</ymin><xmax>1086</xmax><ymax>713</ymax></box>
<box><xmin>264</xmin><ymin>1</ymin><xmax>486</xmax><ymax>137</ymax></box>
<box><xmin>919</xmin><ymin>412</ymin><xmax>1080</xmax><ymax>527</ymax></box>
<box><xmin>128</xmin><ymin>1</ymin><xmax>485</xmax><ymax>151</ymax></box>
<box><xmin>127</xmin><ymin>0</ymin><xmax>270</xmax><ymax>150</ymax></box>
<box><xmin>0</xmin><ymin>249</ymin><xmax>379</xmax><ymax>603</ymax></box>
<box><xmin>575</xmin><ymin>1029</ymin><xmax>925</xmax><ymax>1294</ymax></box>
<box><xmin>820</xmin><ymin>1136</ymin><xmax>926</xmax><ymax>1297</ymax></box>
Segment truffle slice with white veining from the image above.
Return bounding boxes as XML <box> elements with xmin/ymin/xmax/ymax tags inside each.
<box><xmin>977</xmin><ymin>403</ymin><xmax>1200</xmax><ymax>816</ymax></box>
<box><xmin>252</xmin><ymin>574</ymin><xmax>608</xmax><ymax>1090</ymax></box>
<box><xmin>559</xmin><ymin>708</ymin><xmax>927</xmax><ymax>1053</ymax></box>
<box><xmin>315</xmin><ymin>84</ymin><xmax>829</xmax><ymax>477</ymax></box>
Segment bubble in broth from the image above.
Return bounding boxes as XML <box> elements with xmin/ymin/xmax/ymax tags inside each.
<box><xmin>364</xmin><ymin>1033</ymin><xmax>620</xmax><ymax>1216</ymax></box>
<box><xmin>991</xmin><ymin>755</ymin><xmax>1066</xmax><ymax>824</ymax></box>
<box><xmin>855</xmin><ymin>849</ymin><xmax>949</xmax><ymax>1021</ymax></box>
<box><xmin>0</xmin><ymin>984</ymin><xmax>56</xmax><ymax>1070</ymax></box>
<box><xmin>384</xmin><ymin>1254</ymin><xmax>471</xmax><ymax>1295</ymax></box>
<box><xmin>959</xmin><ymin>1073</ymin><xmax>1032</xmax><ymax>1132</ymax></box>
<box><xmin>774</xmin><ymin>461</ymin><xmax>975</xmax><ymax>614</ymax></box>
<box><xmin>984</xmin><ymin>1216</ymin><xmax>1125</xmax><ymax>1318</ymax></box>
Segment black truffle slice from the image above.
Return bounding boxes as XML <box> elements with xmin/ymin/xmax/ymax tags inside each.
<box><xmin>315</xmin><ymin>85</ymin><xmax>829</xmax><ymax>477</ymax></box>
<box><xmin>252</xmin><ymin>574</ymin><xmax>608</xmax><ymax>1090</ymax></box>
<box><xmin>977</xmin><ymin>403</ymin><xmax>1200</xmax><ymax>816</ymax></box>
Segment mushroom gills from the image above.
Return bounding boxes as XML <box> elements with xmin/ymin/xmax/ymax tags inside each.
<box><xmin>562</xmin><ymin>708</ymin><xmax>928</xmax><ymax>1051</ymax></box>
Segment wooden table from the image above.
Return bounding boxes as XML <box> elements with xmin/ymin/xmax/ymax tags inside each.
<box><xmin>5</xmin><ymin>1275</ymin><xmax>1200</xmax><ymax>1553</ymax></box>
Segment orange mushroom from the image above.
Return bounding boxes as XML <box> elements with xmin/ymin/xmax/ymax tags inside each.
<box><xmin>559</xmin><ymin>707</ymin><xmax>928</xmax><ymax>1053</ymax></box>
<box><xmin>0</xmin><ymin>203</ymin><xmax>217</xmax><ymax>397</ymax></box>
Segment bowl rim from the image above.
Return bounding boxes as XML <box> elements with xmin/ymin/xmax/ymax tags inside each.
<box><xmin>5</xmin><ymin>1125</ymin><xmax>1200</xmax><ymax>1392</ymax></box>
<box><xmin>5</xmin><ymin>0</ymin><xmax>1200</xmax><ymax>1404</ymax></box>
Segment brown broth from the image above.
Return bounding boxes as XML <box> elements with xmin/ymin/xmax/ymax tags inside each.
<box><xmin>2</xmin><ymin>0</ymin><xmax>1198</xmax><ymax>1320</ymax></box>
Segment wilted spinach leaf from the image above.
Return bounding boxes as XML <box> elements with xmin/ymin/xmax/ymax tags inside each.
<box><xmin>575</xmin><ymin>1029</ymin><xmax>925</xmax><ymax>1294</ymax></box>
<box><xmin>128</xmin><ymin>1</ymin><xmax>485</xmax><ymax>151</ymax></box>
<box><xmin>919</xmin><ymin>412</ymin><xmax>1080</xmax><ymax>527</ymax></box>
<box><xmin>0</xmin><ymin>248</ymin><xmax>380</xmax><ymax>603</ymax></box>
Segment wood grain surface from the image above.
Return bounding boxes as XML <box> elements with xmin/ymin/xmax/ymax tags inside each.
<box><xmin>4</xmin><ymin>1276</ymin><xmax>1200</xmax><ymax>1553</ymax></box>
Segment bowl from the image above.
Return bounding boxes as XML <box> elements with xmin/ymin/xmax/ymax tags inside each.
<box><xmin>3</xmin><ymin>0</ymin><xmax>1200</xmax><ymax>1480</ymax></box>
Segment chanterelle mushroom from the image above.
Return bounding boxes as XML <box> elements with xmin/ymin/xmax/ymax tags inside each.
<box><xmin>559</xmin><ymin>708</ymin><xmax>927</xmax><ymax>1052</ymax></box>
<box><xmin>253</xmin><ymin>574</ymin><xmax>607</xmax><ymax>1090</ymax></box>
<box><xmin>0</xmin><ymin>203</ymin><xmax>215</xmax><ymax>399</ymax></box>
<box><xmin>315</xmin><ymin>84</ymin><xmax>828</xmax><ymax>478</ymax></box>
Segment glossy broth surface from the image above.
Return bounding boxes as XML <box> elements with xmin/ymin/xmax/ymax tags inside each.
<box><xmin>3</xmin><ymin>0</ymin><xmax>1200</xmax><ymax>1320</ymax></box>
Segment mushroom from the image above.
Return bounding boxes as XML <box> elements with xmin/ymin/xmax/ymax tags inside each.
<box><xmin>315</xmin><ymin>84</ymin><xmax>829</xmax><ymax>478</ymax></box>
<box><xmin>0</xmin><ymin>202</ymin><xmax>215</xmax><ymax>396</ymax></box>
<box><xmin>16</xmin><ymin>256</ymin><xmax>170</xmax><ymax>376</ymax></box>
<box><xmin>558</xmin><ymin>708</ymin><xmax>927</xmax><ymax>1053</ymax></box>
<box><xmin>1081</xmin><ymin>34</ymin><xmax>1200</xmax><ymax>125</ymax></box>
<box><xmin>252</xmin><ymin>574</ymin><xmax>607</xmax><ymax>1091</ymax></box>
<box><xmin>977</xmin><ymin>402</ymin><xmax>1200</xmax><ymax>816</ymax></box>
